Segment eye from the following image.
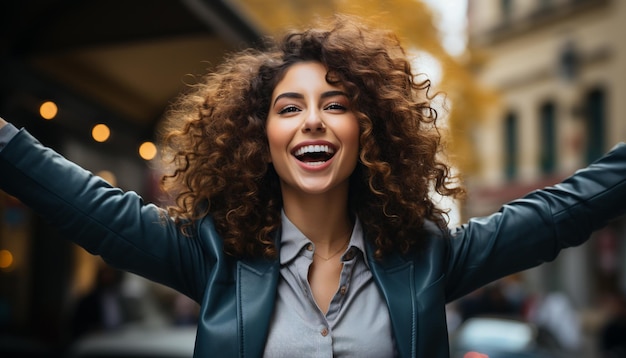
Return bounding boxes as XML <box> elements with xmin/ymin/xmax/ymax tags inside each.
<box><xmin>324</xmin><ymin>102</ymin><xmax>347</xmax><ymax>111</ymax></box>
<box><xmin>278</xmin><ymin>105</ymin><xmax>301</xmax><ymax>115</ymax></box>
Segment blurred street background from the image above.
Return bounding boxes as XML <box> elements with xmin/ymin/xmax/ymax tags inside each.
<box><xmin>1</xmin><ymin>0</ymin><xmax>625</xmax><ymax>357</ymax></box>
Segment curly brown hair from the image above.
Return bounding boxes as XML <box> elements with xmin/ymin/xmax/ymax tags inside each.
<box><xmin>160</xmin><ymin>14</ymin><xmax>464</xmax><ymax>260</ymax></box>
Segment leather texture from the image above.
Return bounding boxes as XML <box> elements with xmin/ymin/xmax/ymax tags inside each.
<box><xmin>1</xmin><ymin>129</ymin><xmax>625</xmax><ymax>357</ymax></box>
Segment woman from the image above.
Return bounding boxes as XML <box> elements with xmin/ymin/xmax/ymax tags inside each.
<box><xmin>0</xmin><ymin>15</ymin><xmax>625</xmax><ymax>357</ymax></box>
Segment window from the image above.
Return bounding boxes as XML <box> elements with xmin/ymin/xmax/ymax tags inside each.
<box><xmin>501</xmin><ymin>0</ymin><xmax>514</xmax><ymax>22</ymax></box>
<box><xmin>539</xmin><ymin>0</ymin><xmax>553</xmax><ymax>9</ymax></box>
<box><xmin>504</xmin><ymin>111</ymin><xmax>518</xmax><ymax>179</ymax></box>
<box><xmin>539</xmin><ymin>101</ymin><xmax>556</xmax><ymax>174</ymax></box>
<box><xmin>585</xmin><ymin>88</ymin><xmax>605</xmax><ymax>163</ymax></box>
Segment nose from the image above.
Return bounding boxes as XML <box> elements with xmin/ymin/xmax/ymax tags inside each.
<box><xmin>301</xmin><ymin>109</ymin><xmax>326</xmax><ymax>133</ymax></box>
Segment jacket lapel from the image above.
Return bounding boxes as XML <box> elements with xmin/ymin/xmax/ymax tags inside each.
<box><xmin>367</xmin><ymin>246</ymin><xmax>417</xmax><ymax>358</ymax></box>
<box><xmin>236</xmin><ymin>256</ymin><xmax>280</xmax><ymax>357</ymax></box>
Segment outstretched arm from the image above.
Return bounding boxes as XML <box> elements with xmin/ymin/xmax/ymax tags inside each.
<box><xmin>0</xmin><ymin>122</ymin><xmax>210</xmax><ymax>301</ymax></box>
<box><xmin>445</xmin><ymin>143</ymin><xmax>626</xmax><ymax>301</ymax></box>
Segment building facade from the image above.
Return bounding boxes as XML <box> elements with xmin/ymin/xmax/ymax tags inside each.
<box><xmin>466</xmin><ymin>0</ymin><xmax>626</xmax><ymax>308</ymax></box>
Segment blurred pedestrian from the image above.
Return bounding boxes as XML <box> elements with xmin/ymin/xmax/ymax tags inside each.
<box><xmin>70</xmin><ymin>265</ymin><xmax>129</xmax><ymax>339</ymax></box>
<box><xmin>529</xmin><ymin>291</ymin><xmax>582</xmax><ymax>352</ymax></box>
<box><xmin>599</xmin><ymin>291</ymin><xmax>626</xmax><ymax>358</ymax></box>
<box><xmin>458</xmin><ymin>283</ymin><xmax>517</xmax><ymax>321</ymax></box>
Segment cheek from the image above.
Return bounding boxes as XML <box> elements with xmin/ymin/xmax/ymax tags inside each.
<box><xmin>265</xmin><ymin>121</ymin><xmax>288</xmax><ymax>161</ymax></box>
<box><xmin>342</xmin><ymin>119</ymin><xmax>361</xmax><ymax>154</ymax></box>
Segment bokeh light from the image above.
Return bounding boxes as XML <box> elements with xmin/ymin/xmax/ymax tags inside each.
<box><xmin>39</xmin><ymin>101</ymin><xmax>58</xmax><ymax>120</ymax></box>
<box><xmin>139</xmin><ymin>141</ymin><xmax>157</xmax><ymax>160</ymax></box>
<box><xmin>0</xmin><ymin>249</ymin><xmax>14</xmax><ymax>270</ymax></box>
<box><xmin>92</xmin><ymin>124</ymin><xmax>110</xmax><ymax>142</ymax></box>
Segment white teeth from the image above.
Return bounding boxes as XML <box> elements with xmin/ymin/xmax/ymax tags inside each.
<box><xmin>294</xmin><ymin>144</ymin><xmax>334</xmax><ymax>157</ymax></box>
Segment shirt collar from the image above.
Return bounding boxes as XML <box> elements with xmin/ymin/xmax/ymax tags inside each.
<box><xmin>279</xmin><ymin>210</ymin><xmax>369</xmax><ymax>268</ymax></box>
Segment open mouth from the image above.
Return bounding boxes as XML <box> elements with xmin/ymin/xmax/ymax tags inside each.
<box><xmin>292</xmin><ymin>144</ymin><xmax>336</xmax><ymax>166</ymax></box>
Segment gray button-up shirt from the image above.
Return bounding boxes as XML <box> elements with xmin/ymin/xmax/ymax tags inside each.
<box><xmin>263</xmin><ymin>212</ymin><xmax>396</xmax><ymax>357</ymax></box>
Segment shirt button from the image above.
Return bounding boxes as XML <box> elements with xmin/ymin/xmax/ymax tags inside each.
<box><xmin>320</xmin><ymin>328</ymin><xmax>329</xmax><ymax>337</ymax></box>
<box><xmin>340</xmin><ymin>286</ymin><xmax>347</xmax><ymax>295</ymax></box>
<box><xmin>343</xmin><ymin>248</ymin><xmax>355</xmax><ymax>260</ymax></box>
<box><xmin>306</xmin><ymin>243</ymin><xmax>313</xmax><ymax>251</ymax></box>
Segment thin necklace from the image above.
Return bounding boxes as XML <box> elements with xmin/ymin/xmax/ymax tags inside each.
<box><xmin>313</xmin><ymin>234</ymin><xmax>351</xmax><ymax>261</ymax></box>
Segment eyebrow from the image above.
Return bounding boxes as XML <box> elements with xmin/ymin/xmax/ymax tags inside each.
<box><xmin>272</xmin><ymin>90</ymin><xmax>348</xmax><ymax>107</ymax></box>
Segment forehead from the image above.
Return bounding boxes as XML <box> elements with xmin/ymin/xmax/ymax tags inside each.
<box><xmin>272</xmin><ymin>61</ymin><xmax>340</xmax><ymax>96</ymax></box>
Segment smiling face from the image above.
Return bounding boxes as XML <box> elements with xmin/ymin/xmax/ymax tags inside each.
<box><xmin>266</xmin><ymin>61</ymin><xmax>360</xmax><ymax>199</ymax></box>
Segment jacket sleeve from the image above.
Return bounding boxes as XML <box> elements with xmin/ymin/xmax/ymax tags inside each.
<box><xmin>444</xmin><ymin>142</ymin><xmax>626</xmax><ymax>302</ymax></box>
<box><xmin>0</xmin><ymin>129</ymin><xmax>210</xmax><ymax>302</ymax></box>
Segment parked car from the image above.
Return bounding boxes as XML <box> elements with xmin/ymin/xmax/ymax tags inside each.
<box><xmin>450</xmin><ymin>316</ymin><xmax>565</xmax><ymax>358</ymax></box>
<box><xmin>66</xmin><ymin>324</ymin><xmax>197</xmax><ymax>358</ymax></box>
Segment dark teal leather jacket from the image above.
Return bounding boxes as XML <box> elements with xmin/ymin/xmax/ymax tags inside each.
<box><xmin>1</xmin><ymin>129</ymin><xmax>625</xmax><ymax>357</ymax></box>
